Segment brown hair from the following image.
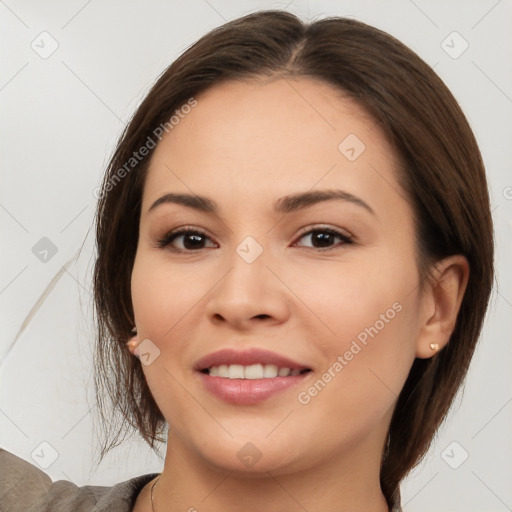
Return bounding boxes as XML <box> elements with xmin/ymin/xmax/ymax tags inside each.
<box><xmin>93</xmin><ymin>10</ymin><xmax>494</xmax><ymax>506</ymax></box>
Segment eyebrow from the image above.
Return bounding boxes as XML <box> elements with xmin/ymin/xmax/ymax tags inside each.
<box><xmin>147</xmin><ymin>189</ymin><xmax>375</xmax><ymax>216</ymax></box>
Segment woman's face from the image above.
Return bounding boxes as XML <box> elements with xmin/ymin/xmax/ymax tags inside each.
<box><xmin>131</xmin><ymin>77</ymin><xmax>430</xmax><ymax>475</ymax></box>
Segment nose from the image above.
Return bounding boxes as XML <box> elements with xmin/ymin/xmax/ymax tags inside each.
<box><xmin>204</xmin><ymin>244</ymin><xmax>291</xmax><ymax>331</ymax></box>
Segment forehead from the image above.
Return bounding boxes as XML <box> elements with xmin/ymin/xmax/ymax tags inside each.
<box><xmin>142</xmin><ymin>77</ymin><xmax>405</xmax><ymax>215</ymax></box>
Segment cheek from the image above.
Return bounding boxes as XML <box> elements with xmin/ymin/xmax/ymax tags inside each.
<box><xmin>287</xmin><ymin>249</ymin><xmax>419</xmax><ymax>344</ymax></box>
<box><xmin>130</xmin><ymin>254</ymin><xmax>207</xmax><ymax>415</ymax></box>
<box><xmin>131</xmin><ymin>253</ymin><xmax>209</xmax><ymax>341</ymax></box>
<box><xmin>293</xmin><ymin>294</ymin><xmax>418</xmax><ymax>448</ymax></box>
<box><xmin>289</xmin><ymin>252</ymin><xmax>419</xmax><ymax>409</ymax></box>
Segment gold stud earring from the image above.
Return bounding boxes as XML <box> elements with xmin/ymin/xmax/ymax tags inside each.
<box><xmin>429</xmin><ymin>343</ymin><xmax>439</xmax><ymax>352</ymax></box>
<box><xmin>126</xmin><ymin>338</ymin><xmax>141</xmax><ymax>359</ymax></box>
<box><xmin>126</xmin><ymin>338</ymin><xmax>138</xmax><ymax>349</ymax></box>
<box><xmin>127</xmin><ymin>328</ymin><xmax>138</xmax><ymax>350</ymax></box>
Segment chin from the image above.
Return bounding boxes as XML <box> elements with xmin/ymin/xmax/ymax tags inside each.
<box><xmin>188</xmin><ymin>427</ymin><xmax>311</xmax><ymax>477</ymax></box>
<box><xmin>205</xmin><ymin>446</ymin><xmax>299</xmax><ymax>476</ymax></box>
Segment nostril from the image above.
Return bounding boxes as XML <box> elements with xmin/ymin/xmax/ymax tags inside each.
<box><xmin>254</xmin><ymin>314</ymin><xmax>271</xmax><ymax>320</ymax></box>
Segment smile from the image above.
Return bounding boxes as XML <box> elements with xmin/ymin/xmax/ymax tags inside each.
<box><xmin>202</xmin><ymin>363</ymin><xmax>311</xmax><ymax>379</ymax></box>
<box><xmin>194</xmin><ymin>347</ymin><xmax>313</xmax><ymax>405</ymax></box>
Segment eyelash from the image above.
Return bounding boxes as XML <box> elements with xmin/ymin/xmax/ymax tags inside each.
<box><xmin>156</xmin><ymin>225</ymin><xmax>354</xmax><ymax>252</ymax></box>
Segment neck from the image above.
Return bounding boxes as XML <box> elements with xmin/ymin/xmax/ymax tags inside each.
<box><xmin>151</xmin><ymin>431</ymin><xmax>390</xmax><ymax>512</ymax></box>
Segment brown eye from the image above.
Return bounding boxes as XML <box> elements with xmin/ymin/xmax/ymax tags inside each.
<box><xmin>157</xmin><ymin>230</ymin><xmax>216</xmax><ymax>251</ymax></box>
<box><xmin>294</xmin><ymin>229</ymin><xmax>353</xmax><ymax>249</ymax></box>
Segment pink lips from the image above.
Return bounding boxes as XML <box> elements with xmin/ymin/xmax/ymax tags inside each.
<box><xmin>194</xmin><ymin>348</ymin><xmax>312</xmax><ymax>405</ymax></box>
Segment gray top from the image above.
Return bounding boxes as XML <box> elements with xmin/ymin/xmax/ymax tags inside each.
<box><xmin>0</xmin><ymin>449</ymin><xmax>158</xmax><ymax>511</ymax></box>
<box><xmin>0</xmin><ymin>448</ymin><xmax>402</xmax><ymax>511</ymax></box>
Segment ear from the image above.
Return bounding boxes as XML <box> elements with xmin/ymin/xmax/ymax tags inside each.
<box><xmin>416</xmin><ymin>255</ymin><xmax>469</xmax><ymax>359</ymax></box>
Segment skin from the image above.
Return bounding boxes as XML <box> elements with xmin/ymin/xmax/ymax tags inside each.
<box><xmin>129</xmin><ymin>77</ymin><xmax>469</xmax><ymax>512</ymax></box>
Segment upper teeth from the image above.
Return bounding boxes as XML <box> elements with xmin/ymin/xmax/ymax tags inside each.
<box><xmin>208</xmin><ymin>364</ymin><xmax>302</xmax><ymax>379</ymax></box>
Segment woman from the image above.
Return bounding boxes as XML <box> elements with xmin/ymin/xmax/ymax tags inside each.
<box><xmin>0</xmin><ymin>9</ymin><xmax>493</xmax><ymax>512</ymax></box>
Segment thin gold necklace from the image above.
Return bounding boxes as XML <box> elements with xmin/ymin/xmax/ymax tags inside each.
<box><xmin>150</xmin><ymin>475</ymin><xmax>161</xmax><ymax>512</ymax></box>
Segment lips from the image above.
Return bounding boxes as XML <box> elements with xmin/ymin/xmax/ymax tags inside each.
<box><xmin>194</xmin><ymin>348</ymin><xmax>312</xmax><ymax>405</ymax></box>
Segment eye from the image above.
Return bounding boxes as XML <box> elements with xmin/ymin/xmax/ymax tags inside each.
<box><xmin>293</xmin><ymin>227</ymin><xmax>353</xmax><ymax>250</ymax></box>
<box><xmin>156</xmin><ymin>226</ymin><xmax>352</xmax><ymax>252</ymax></box>
<box><xmin>156</xmin><ymin>228</ymin><xmax>217</xmax><ymax>251</ymax></box>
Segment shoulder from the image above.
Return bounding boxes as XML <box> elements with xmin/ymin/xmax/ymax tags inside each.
<box><xmin>0</xmin><ymin>448</ymin><xmax>159</xmax><ymax>512</ymax></box>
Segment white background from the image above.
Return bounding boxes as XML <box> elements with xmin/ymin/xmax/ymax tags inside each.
<box><xmin>1</xmin><ymin>1</ymin><xmax>511</xmax><ymax>510</ymax></box>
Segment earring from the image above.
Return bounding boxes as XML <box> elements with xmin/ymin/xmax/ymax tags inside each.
<box><xmin>429</xmin><ymin>342</ymin><xmax>439</xmax><ymax>352</ymax></box>
<box><xmin>126</xmin><ymin>327</ymin><xmax>140</xmax><ymax>358</ymax></box>
<box><xmin>126</xmin><ymin>338</ymin><xmax>138</xmax><ymax>349</ymax></box>
<box><xmin>126</xmin><ymin>338</ymin><xmax>141</xmax><ymax>359</ymax></box>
